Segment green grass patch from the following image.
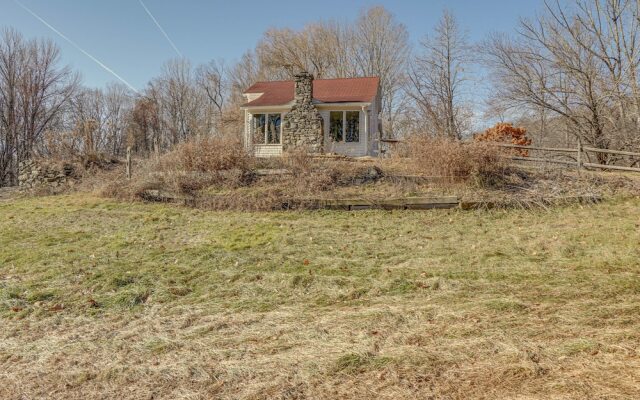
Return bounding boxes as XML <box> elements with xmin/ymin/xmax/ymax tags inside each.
<box><xmin>1</xmin><ymin>195</ymin><xmax>640</xmax><ymax>398</ymax></box>
<box><xmin>333</xmin><ymin>352</ymin><xmax>394</xmax><ymax>374</ymax></box>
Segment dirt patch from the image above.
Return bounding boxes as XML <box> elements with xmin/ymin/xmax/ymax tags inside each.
<box><xmin>0</xmin><ymin>186</ymin><xmax>21</xmax><ymax>201</ymax></box>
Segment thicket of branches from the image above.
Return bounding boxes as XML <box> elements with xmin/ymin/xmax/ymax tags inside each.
<box><xmin>485</xmin><ymin>0</ymin><xmax>640</xmax><ymax>152</ymax></box>
<box><xmin>0</xmin><ymin>28</ymin><xmax>78</xmax><ymax>185</ymax></box>
<box><xmin>2</xmin><ymin>2</ymin><xmax>640</xmax><ymax>186</ymax></box>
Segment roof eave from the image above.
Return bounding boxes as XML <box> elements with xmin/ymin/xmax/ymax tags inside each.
<box><xmin>240</xmin><ymin>101</ymin><xmax>294</xmax><ymax>110</ymax></box>
<box><xmin>314</xmin><ymin>101</ymin><xmax>373</xmax><ymax>107</ymax></box>
<box><xmin>241</xmin><ymin>100</ymin><xmax>374</xmax><ymax>110</ymax></box>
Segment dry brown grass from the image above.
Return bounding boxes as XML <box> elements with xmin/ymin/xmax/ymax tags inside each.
<box><xmin>166</xmin><ymin>135</ymin><xmax>253</xmax><ymax>173</ymax></box>
<box><xmin>98</xmin><ymin>140</ymin><xmax>389</xmax><ymax>210</ymax></box>
<box><xmin>86</xmin><ymin>134</ymin><xmax>640</xmax><ymax>212</ymax></box>
<box><xmin>2</xmin><ymin>195</ymin><xmax>640</xmax><ymax>399</ymax></box>
<box><xmin>99</xmin><ymin>136</ymin><xmax>254</xmax><ymax>200</ymax></box>
<box><xmin>392</xmin><ymin>136</ymin><xmax>509</xmax><ymax>185</ymax></box>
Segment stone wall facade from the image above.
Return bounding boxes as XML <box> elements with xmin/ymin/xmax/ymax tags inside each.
<box><xmin>18</xmin><ymin>159</ymin><xmax>76</xmax><ymax>188</ymax></box>
<box><xmin>282</xmin><ymin>71</ymin><xmax>324</xmax><ymax>153</ymax></box>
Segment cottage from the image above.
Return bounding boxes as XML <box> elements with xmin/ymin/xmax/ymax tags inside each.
<box><xmin>240</xmin><ymin>72</ymin><xmax>381</xmax><ymax>157</ymax></box>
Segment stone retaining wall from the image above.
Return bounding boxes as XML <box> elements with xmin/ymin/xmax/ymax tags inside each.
<box><xmin>18</xmin><ymin>159</ymin><xmax>77</xmax><ymax>188</ymax></box>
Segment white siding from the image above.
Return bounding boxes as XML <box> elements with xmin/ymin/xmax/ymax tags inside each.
<box><xmin>254</xmin><ymin>144</ymin><xmax>283</xmax><ymax>157</ymax></box>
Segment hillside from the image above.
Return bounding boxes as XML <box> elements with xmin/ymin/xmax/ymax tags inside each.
<box><xmin>1</xmin><ymin>195</ymin><xmax>639</xmax><ymax>399</ymax></box>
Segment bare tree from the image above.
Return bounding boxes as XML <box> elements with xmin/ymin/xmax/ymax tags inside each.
<box><xmin>554</xmin><ymin>0</ymin><xmax>640</xmax><ymax>149</ymax></box>
<box><xmin>127</xmin><ymin>95</ymin><xmax>160</xmax><ymax>155</ymax></box>
<box><xmin>147</xmin><ymin>59</ymin><xmax>201</xmax><ymax>146</ymax></box>
<box><xmin>0</xmin><ymin>28</ymin><xmax>78</xmax><ymax>186</ymax></box>
<box><xmin>103</xmin><ymin>83</ymin><xmax>133</xmax><ymax>156</ymax></box>
<box><xmin>258</xmin><ymin>24</ymin><xmax>332</xmax><ymax>78</ymax></box>
<box><xmin>70</xmin><ymin>88</ymin><xmax>104</xmax><ymax>155</ymax></box>
<box><xmin>407</xmin><ymin>10</ymin><xmax>470</xmax><ymax>139</ymax></box>
<box><xmin>484</xmin><ymin>0</ymin><xmax>640</xmax><ymax>156</ymax></box>
<box><xmin>196</xmin><ymin>60</ymin><xmax>226</xmax><ymax>115</ymax></box>
<box><xmin>196</xmin><ymin>59</ymin><xmax>228</xmax><ymax>133</ymax></box>
<box><xmin>64</xmin><ymin>83</ymin><xmax>133</xmax><ymax>158</ymax></box>
<box><xmin>227</xmin><ymin>51</ymin><xmax>262</xmax><ymax>107</ymax></box>
<box><xmin>249</xmin><ymin>6</ymin><xmax>408</xmax><ymax>134</ymax></box>
<box><xmin>138</xmin><ymin>58</ymin><xmax>234</xmax><ymax>151</ymax></box>
<box><xmin>352</xmin><ymin>6</ymin><xmax>410</xmax><ymax>134</ymax></box>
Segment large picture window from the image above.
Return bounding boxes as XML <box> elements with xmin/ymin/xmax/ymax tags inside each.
<box><xmin>329</xmin><ymin>111</ymin><xmax>359</xmax><ymax>143</ymax></box>
<box><xmin>253</xmin><ymin>113</ymin><xmax>281</xmax><ymax>144</ymax></box>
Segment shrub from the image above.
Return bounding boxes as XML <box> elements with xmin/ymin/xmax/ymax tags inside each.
<box><xmin>398</xmin><ymin>136</ymin><xmax>507</xmax><ymax>185</ymax></box>
<box><xmin>282</xmin><ymin>147</ymin><xmax>314</xmax><ymax>176</ymax></box>
<box><xmin>152</xmin><ymin>135</ymin><xmax>255</xmax><ymax>193</ymax></box>
<box><xmin>100</xmin><ymin>135</ymin><xmax>255</xmax><ymax>199</ymax></box>
<box><xmin>475</xmin><ymin>123</ymin><xmax>531</xmax><ymax>156</ymax></box>
<box><xmin>282</xmin><ymin>151</ymin><xmax>383</xmax><ymax>194</ymax></box>
<box><xmin>163</xmin><ymin>135</ymin><xmax>253</xmax><ymax>173</ymax></box>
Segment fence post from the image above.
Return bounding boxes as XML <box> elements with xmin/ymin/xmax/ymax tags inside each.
<box><xmin>126</xmin><ymin>146</ymin><xmax>132</xmax><ymax>179</ymax></box>
<box><xmin>577</xmin><ymin>141</ymin><xmax>582</xmax><ymax>170</ymax></box>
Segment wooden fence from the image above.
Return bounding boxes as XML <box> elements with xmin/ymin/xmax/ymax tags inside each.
<box><xmin>494</xmin><ymin>142</ymin><xmax>640</xmax><ymax>172</ymax></box>
<box><xmin>380</xmin><ymin>138</ymin><xmax>640</xmax><ymax>173</ymax></box>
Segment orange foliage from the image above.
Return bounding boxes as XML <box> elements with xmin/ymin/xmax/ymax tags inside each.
<box><xmin>475</xmin><ymin>123</ymin><xmax>531</xmax><ymax>156</ymax></box>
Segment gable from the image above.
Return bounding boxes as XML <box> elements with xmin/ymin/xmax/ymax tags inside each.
<box><xmin>243</xmin><ymin>77</ymin><xmax>379</xmax><ymax>107</ymax></box>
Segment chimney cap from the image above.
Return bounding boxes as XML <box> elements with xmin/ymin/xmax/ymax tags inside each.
<box><xmin>293</xmin><ymin>70</ymin><xmax>314</xmax><ymax>79</ymax></box>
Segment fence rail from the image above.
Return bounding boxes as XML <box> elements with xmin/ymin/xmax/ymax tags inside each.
<box><xmin>510</xmin><ymin>156</ymin><xmax>577</xmax><ymax>165</ymax></box>
<box><xmin>494</xmin><ymin>143</ymin><xmax>640</xmax><ymax>173</ymax></box>
<box><xmin>379</xmin><ymin>138</ymin><xmax>640</xmax><ymax>172</ymax></box>
<box><xmin>380</xmin><ymin>138</ymin><xmax>640</xmax><ymax>172</ymax></box>
<box><xmin>582</xmin><ymin>146</ymin><xmax>640</xmax><ymax>157</ymax></box>
<box><xmin>495</xmin><ymin>143</ymin><xmax>577</xmax><ymax>153</ymax></box>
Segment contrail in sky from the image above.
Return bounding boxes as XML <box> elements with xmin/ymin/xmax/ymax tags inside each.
<box><xmin>138</xmin><ymin>0</ymin><xmax>183</xmax><ymax>57</ymax></box>
<box><xmin>14</xmin><ymin>0</ymin><xmax>140</xmax><ymax>94</ymax></box>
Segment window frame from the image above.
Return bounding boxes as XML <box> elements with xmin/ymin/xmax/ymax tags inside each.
<box><xmin>252</xmin><ymin>112</ymin><xmax>283</xmax><ymax>145</ymax></box>
<box><xmin>329</xmin><ymin>110</ymin><xmax>360</xmax><ymax>143</ymax></box>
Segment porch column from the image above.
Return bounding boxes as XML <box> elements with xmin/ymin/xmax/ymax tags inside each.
<box><xmin>244</xmin><ymin>110</ymin><xmax>252</xmax><ymax>150</ymax></box>
<box><xmin>244</xmin><ymin>110</ymin><xmax>249</xmax><ymax>149</ymax></box>
<box><xmin>362</xmin><ymin>105</ymin><xmax>368</xmax><ymax>154</ymax></box>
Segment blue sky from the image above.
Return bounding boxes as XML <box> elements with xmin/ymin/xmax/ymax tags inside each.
<box><xmin>1</xmin><ymin>0</ymin><xmax>544</xmax><ymax>91</ymax></box>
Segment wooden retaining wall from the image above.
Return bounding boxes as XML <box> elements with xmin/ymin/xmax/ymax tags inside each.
<box><xmin>319</xmin><ymin>196</ymin><xmax>459</xmax><ymax>210</ymax></box>
<box><xmin>141</xmin><ymin>190</ymin><xmax>602</xmax><ymax>211</ymax></box>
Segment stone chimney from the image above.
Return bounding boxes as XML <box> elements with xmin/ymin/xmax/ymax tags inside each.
<box><xmin>294</xmin><ymin>71</ymin><xmax>314</xmax><ymax>104</ymax></box>
<box><xmin>282</xmin><ymin>71</ymin><xmax>324</xmax><ymax>153</ymax></box>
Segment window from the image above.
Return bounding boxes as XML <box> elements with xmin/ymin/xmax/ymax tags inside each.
<box><xmin>253</xmin><ymin>114</ymin><xmax>266</xmax><ymax>143</ymax></box>
<box><xmin>330</xmin><ymin>111</ymin><xmax>343</xmax><ymax>142</ymax></box>
<box><xmin>253</xmin><ymin>113</ymin><xmax>282</xmax><ymax>144</ymax></box>
<box><xmin>329</xmin><ymin>111</ymin><xmax>359</xmax><ymax>143</ymax></box>
<box><xmin>345</xmin><ymin>111</ymin><xmax>359</xmax><ymax>142</ymax></box>
<box><xmin>267</xmin><ymin>114</ymin><xmax>281</xmax><ymax>144</ymax></box>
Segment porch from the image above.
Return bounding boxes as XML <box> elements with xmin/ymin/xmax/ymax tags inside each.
<box><xmin>244</xmin><ymin>105</ymin><xmax>376</xmax><ymax>158</ymax></box>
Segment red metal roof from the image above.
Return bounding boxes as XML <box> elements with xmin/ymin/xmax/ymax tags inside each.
<box><xmin>243</xmin><ymin>77</ymin><xmax>379</xmax><ymax>107</ymax></box>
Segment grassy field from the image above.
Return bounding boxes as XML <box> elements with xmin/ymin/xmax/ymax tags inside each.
<box><xmin>1</xmin><ymin>194</ymin><xmax>640</xmax><ymax>399</ymax></box>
